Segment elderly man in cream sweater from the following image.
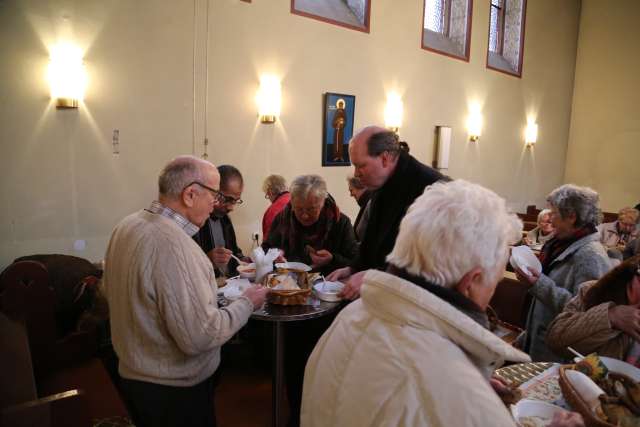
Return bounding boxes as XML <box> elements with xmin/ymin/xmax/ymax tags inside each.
<box><xmin>104</xmin><ymin>155</ymin><xmax>268</xmax><ymax>427</ymax></box>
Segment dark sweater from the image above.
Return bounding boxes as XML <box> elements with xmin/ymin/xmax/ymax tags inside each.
<box><xmin>352</xmin><ymin>152</ymin><xmax>447</xmax><ymax>272</ymax></box>
<box><xmin>193</xmin><ymin>214</ymin><xmax>244</xmax><ymax>276</ymax></box>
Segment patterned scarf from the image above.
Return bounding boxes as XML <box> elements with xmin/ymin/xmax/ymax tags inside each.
<box><xmin>539</xmin><ymin>224</ymin><xmax>597</xmax><ymax>274</ymax></box>
<box><xmin>281</xmin><ymin>195</ymin><xmax>340</xmax><ymax>262</ymax></box>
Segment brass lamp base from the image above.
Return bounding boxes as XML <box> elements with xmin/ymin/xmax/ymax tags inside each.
<box><xmin>260</xmin><ymin>115</ymin><xmax>276</xmax><ymax>124</ymax></box>
<box><xmin>56</xmin><ymin>98</ymin><xmax>79</xmax><ymax>109</ymax></box>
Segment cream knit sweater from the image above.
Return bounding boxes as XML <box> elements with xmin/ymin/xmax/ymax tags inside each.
<box><xmin>104</xmin><ymin>210</ymin><xmax>253</xmax><ymax>386</ymax></box>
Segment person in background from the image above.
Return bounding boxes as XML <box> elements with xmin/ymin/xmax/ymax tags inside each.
<box><xmin>262</xmin><ymin>174</ymin><xmax>357</xmax><ymax>427</ymax></box>
<box><xmin>302</xmin><ymin>179</ymin><xmax>583</xmax><ymax>427</ymax></box>
<box><xmin>263</xmin><ymin>174</ymin><xmax>358</xmax><ymax>276</ymax></box>
<box><xmin>515</xmin><ymin>184</ymin><xmax>612</xmax><ymax>361</ymax></box>
<box><xmin>104</xmin><ymin>155</ymin><xmax>268</xmax><ymax>427</ymax></box>
<box><xmin>261</xmin><ymin>174</ymin><xmax>291</xmax><ymax>241</ymax></box>
<box><xmin>193</xmin><ymin>165</ymin><xmax>248</xmax><ymax>277</ymax></box>
<box><xmin>524</xmin><ymin>208</ymin><xmax>555</xmax><ymax>247</ymax></box>
<box><xmin>346</xmin><ymin>175</ymin><xmax>371</xmax><ymax>241</ymax></box>
<box><xmin>546</xmin><ymin>255</ymin><xmax>640</xmax><ymax>363</ymax></box>
<box><xmin>598</xmin><ymin>207</ymin><xmax>640</xmax><ymax>250</ymax></box>
<box><xmin>328</xmin><ymin>126</ymin><xmax>447</xmax><ymax>299</ymax></box>
<box><xmin>623</xmin><ymin>238</ymin><xmax>640</xmax><ymax>260</ymax></box>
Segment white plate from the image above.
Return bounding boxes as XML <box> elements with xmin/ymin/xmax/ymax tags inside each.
<box><xmin>275</xmin><ymin>262</ymin><xmax>312</xmax><ymax>272</ymax></box>
<box><xmin>313</xmin><ymin>281</ymin><xmax>344</xmax><ymax>302</ymax></box>
<box><xmin>221</xmin><ymin>278</ymin><xmax>252</xmax><ymax>300</ymax></box>
<box><xmin>511</xmin><ymin>399</ymin><xmax>568</xmax><ymax>426</ymax></box>
<box><xmin>601</xmin><ymin>356</ymin><xmax>640</xmax><ymax>382</ymax></box>
<box><xmin>510</xmin><ymin>245</ymin><xmax>542</xmax><ymax>276</ymax></box>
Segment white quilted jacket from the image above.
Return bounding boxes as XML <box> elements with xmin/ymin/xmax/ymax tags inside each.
<box><xmin>301</xmin><ymin>270</ymin><xmax>530</xmax><ymax>427</ymax></box>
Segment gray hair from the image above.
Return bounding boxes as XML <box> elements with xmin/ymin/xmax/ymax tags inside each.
<box><xmin>546</xmin><ymin>184</ymin><xmax>601</xmax><ymax>227</ymax></box>
<box><xmin>262</xmin><ymin>174</ymin><xmax>288</xmax><ymax>195</ymax></box>
<box><xmin>158</xmin><ymin>155</ymin><xmax>212</xmax><ymax>198</ymax></box>
<box><xmin>537</xmin><ymin>208</ymin><xmax>552</xmax><ymax>224</ymax></box>
<box><xmin>387</xmin><ymin>179</ymin><xmax>522</xmax><ymax>288</ymax></box>
<box><xmin>290</xmin><ymin>175</ymin><xmax>328</xmax><ymax>201</ymax></box>
<box><xmin>347</xmin><ymin>175</ymin><xmax>365</xmax><ymax>190</ymax></box>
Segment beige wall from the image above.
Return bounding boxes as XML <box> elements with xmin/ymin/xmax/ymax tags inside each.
<box><xmin>0</xmin><ymin>0</ymin><xmax>580</xmax><ymax>269</ymax></box>
<box><xmin>565</xmin><ymin>0</ymin><xmax>640</xmax><ymax>212</ymax></box>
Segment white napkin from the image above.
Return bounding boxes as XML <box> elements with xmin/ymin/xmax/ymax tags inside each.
<box><xmin>252</xmin><ymin>247</ymin><xmax>280</xmax><ymax>283</ymax></box>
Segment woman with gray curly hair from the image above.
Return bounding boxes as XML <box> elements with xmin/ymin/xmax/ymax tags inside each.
<box><xmin>516</xmin><ymin>184</ymin><xmax>612</xmax><ymax>361</ymax></box>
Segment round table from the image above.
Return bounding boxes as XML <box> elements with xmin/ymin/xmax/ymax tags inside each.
<box><xmin>251</xmin><ymin>297</ymin><xmax>343</xmax><ymax>427</ymax></box>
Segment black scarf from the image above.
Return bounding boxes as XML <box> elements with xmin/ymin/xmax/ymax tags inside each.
<box><xmin>387</xmin><ymin>265</ymin><xmax>490</xmax><ymax>329</ymax></box>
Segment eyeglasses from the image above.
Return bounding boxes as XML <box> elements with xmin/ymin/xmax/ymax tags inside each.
<box><xmin>292</xmin><ymin>205</ymin><xmax>323</xmax><ymax>215</ymax></box>
<box><xmin>185</xmin><ymin>181</ymin><xmax>225</xmax><ymax>203</ymax></box>
<box><xmin>219</xmin><ymin>193</ymin><xmax>243</xmax><ymax>205</ymax></box>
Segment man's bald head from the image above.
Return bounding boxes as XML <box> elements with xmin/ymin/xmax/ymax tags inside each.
<box><xmin>348</xmin><ymin>126</ymin><xmax>403</xmax><ymax>190</ymax></box>
<box><xmin>158</xmin><ymin>155</ymin><xmax>219</xmax><ymax>199</ymax></box>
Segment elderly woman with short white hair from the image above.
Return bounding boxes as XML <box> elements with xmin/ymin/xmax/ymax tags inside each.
<box><xmin>263</xmin><ymin>174</ymin><xmax>358</xmax><ymax>275</ymax></box>
<box><xmin>301</xmin><ymin>180</ymin><xmax>583</xmax><ymax>427</ymax></box>
<box><xmin>525</xmin><ymin>208</ymin><xmax>555</xmax><ymax>247</ymax></box>
<box><xmin>516</xmin><ymin>184</ymin><xmax>612</xmax><ymax>362</ymax></box>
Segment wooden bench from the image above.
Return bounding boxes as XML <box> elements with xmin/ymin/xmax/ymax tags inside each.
<box><xmin>0</xmin><ymin>260</ymin><xmax>129</xmax><ymax>426</ymax></box>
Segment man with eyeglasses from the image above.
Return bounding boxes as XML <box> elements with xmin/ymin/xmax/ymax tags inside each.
<box><xmin>194</xmin><ymin>164</ymin><xmax>249</xmax><ymax>277</ymax></box>
<box><xmin>104</xmin><ymin>155</ymin><xmax>268</xmax><ymax>427</ymax></box>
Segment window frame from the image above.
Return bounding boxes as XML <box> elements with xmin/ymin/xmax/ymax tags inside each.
<box><xmin>485</xmin><ymin>0</ymin><xmax>527</xmax><ymax>78</ymax></box>
<box><xmin>420</xmin><ymin>0</ymin><xmax>474</xmax><ymax>62</ymax></box>
<box><xmin>290</xmin><ymin>0</ymin><xmax>372</xmax><ymax>34</ymax></box>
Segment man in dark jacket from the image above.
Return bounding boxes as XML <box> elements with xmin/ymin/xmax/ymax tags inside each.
<box><xmin>193</xmin><ymin>165</ymin><xmax>247</xmax><ymax>277</ymax></box>
<box><xmin>328</xmin><ymin>126</ymin><xmax>447</xmax><ymax>299</ymax></box>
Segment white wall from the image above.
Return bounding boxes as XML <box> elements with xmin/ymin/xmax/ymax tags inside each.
<box><xmin>0</xmin><ymin>0</ymin><xmax>581</xmax><ymax>269</ymax></box>
<box><xmin>564</xmin><ymin>0</ymin><xmax>640</xmax><ymax>212</ymax></box>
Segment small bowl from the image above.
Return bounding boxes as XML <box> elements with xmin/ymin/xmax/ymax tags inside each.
<box><xmin>313</xmin><ymin>281</ymin><xmax>344</xmax><ymax>302</ymax></box>
<box><xmin>237</xmin><ymin>263</ymin><xmax>256</xmax><ymax>280</ymax></box>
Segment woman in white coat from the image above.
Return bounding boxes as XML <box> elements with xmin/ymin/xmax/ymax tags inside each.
<box><xmin>301</xmin><ymin>180</ymin><xmax>583</xmax><ymax>427</ymax></box>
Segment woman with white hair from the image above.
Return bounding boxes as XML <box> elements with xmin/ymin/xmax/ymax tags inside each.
<box><xmin>261</xmin><ymin>174</ymin><xmax>291</xmax><ymax>240</ymax></box>
<box><xmin>263</xmin><ymin>174</ymin><xmax>358</xmax><ymax>275</ymax></box>
<box><xmin>516</xmin><ymin>184</ymin><xmax>611</xmax><ymax>362</ymax></box>
<box><xmin>524</xmin><ymin>208</ymin><xmax>555</xmax><ymax>247</ymax></box>
<box><xmin>301</xmin><ymin>180</ymin><xmax>582</xmax><ymax>427</ymax></box>
<box><xmin>262</xmin><ymin>174</ymin><xmax>358</xmax><ymax>427</ymax></box>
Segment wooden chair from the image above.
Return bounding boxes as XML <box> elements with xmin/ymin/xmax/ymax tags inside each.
<box><xmin>0</xmin><ymin>260</ymin><xmax>129</xmax><ymax>426</ymax></box>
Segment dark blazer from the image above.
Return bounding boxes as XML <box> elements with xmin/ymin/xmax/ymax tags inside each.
<box><xmin>352</xmin><ymin>152</ymin><xmax>447</xmax><ymax>272</ymax></box>
<box><xmin>193</xmin><ymin>215</ymin><xmax>244</xmax><ymax>276</ymax></box>
<box><xmin>353</xmin><ymin>191</ymin><xmax>372</xmax><ymax>241</ymax></box>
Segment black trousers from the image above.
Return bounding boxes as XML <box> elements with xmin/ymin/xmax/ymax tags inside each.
<box><xmin>284</xmin><ymin>313</ymin><xmax>337</xmax><ymax>427</ymax></box>
<box><xmin>120</xmin><ymin>372</ymin><xmax>219</xmax><ymax>427</ymax></box>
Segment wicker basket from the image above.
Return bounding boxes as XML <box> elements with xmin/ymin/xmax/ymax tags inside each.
<box><xmin>264</xmin><ymin>269</ymin><xmax>312</xmax><ymax>305</ymax></box>
<box><xmin>558</xmin><ymin>365</ymin><xmax>614</xmax><ymax>427</ymax></box>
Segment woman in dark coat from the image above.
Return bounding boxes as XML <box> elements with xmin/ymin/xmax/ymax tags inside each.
<box><xmin>261</xmin><ymin>174</ymin><xmax>358</xmax><ymax>427</ymax></box>
<box><xmin>263</xmin><ymin>174</ymin><xmax>358</xmax><ymax>276</ymax></box>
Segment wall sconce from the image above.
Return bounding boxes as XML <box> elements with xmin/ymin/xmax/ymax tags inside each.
<box><xmin>256</xmin><ymin>75</ymin><xmax>281</xmax><ymax>124</ymax></box>
<box><xmin>384</xmin><ymin>92</ymin><xmax>403</xmax><ymax>133</ymax></box>
<box><xmin>466</xmin><ymin>109</ymin><xmax>482</xmax><ymax>142</ymax></box>
<box><xmin>47</xmin><ymin>43</ymin><xmax>87</xmax><ymax>109</ymax></box>
<box><xmin>525</xmin><ymin>121</ymin><xmax>538</xmax><ymax>147</ymax></box>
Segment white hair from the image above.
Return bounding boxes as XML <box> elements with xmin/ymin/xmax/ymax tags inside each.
<box><xmin>290</xmin><ymin>175</ymin><xmax>328</xmax><ymax>201</ymax></box>
<box><xmin>546</xmin><ymin>184</ymin><xmax>600</xmax><ymax>227</ymax></box>
<box><xmin>158</xmin><ymin>155</ymin><xmax>214</xmax><ymax>198</ymax></box>
<box><xmin>386</xmin><ymin>180</ymin><xmax>522</xmax><ymax>288</ymax></box>
<box><xmin>537</xmin><ymin>208</ymin><xmax>552</xmax><ymax>224</ymax></box>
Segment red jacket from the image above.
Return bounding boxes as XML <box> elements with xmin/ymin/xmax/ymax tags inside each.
<box><xmin>262</xmin><ymin>192</ymin><xmax>291</xmax><ymax>240</ymax></box>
